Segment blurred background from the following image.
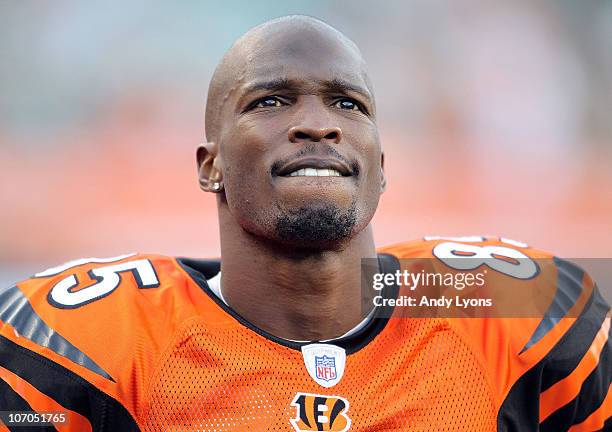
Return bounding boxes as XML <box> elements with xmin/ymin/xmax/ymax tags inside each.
<box><xmin>1</xmin><ymin>0</ymin><xmax>611</xmax><ymax>286</ymax></box>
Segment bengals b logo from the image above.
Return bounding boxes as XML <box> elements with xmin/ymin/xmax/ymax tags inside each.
<box><xmin>290</xmin><ymin>393</ymin><xmax>351</xmax><ymax>432</ymax></box>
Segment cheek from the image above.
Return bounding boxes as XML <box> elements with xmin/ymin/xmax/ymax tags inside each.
<box><xmin>223</xmin><ymin>121</ymin><xmax>266</xmax><ymax>165</ymax></box>
<box><xmin>346</xmin><ymin>125</ymin><xmax>381</xmax><ymax>183</ymax></box>
<box><xmin>219</xmin><ymin>120</ymin><xmax>280</xmax><ymax>211</ymax></box>
<box><xmin>222</xmin><ymin>115</ymin><xmax>289</xmax><ymax>166</ymax></box>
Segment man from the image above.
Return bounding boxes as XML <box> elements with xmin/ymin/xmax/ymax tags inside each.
<box><xmin>0</xmin><ymin>15</ymin><xmax>609</xmax><ymax>432</ymax></box>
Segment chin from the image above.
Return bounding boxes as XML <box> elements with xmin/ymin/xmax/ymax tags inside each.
<box><xmin>273</xmin><ymin>201</ymin><xmax>357</xmax><ymax>246</ymax></box>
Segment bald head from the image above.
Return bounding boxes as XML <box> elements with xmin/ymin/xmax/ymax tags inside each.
<box><xmin>204</xmin><ymin>15</ymin><xmax>372</xmax><ymax>142</ymax></box>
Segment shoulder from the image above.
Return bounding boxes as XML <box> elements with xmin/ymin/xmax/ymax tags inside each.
<box><xmin>378</xmin><ymin>235</ymin><xmax>585</xmax><ymax>329</ymax></box>
<box><xmin>378</xmin><ymin>235</ymin><xmax>603</xmax><ymax>340</ymax></box>
<box><xmin>0</xmin><ymin>253</ymin><xmax>193</xmax><ymax>383</ymax></box>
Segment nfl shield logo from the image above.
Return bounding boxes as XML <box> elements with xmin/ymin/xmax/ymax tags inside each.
<box><xmin>315</xmin><ymin>355</ymin><xmax>337</xmax><ymax>381</ymax></box>
<box><xmin>302</xmin><ymin>344</ymin><xmax>346</xmax><ymax>388</ymax></box>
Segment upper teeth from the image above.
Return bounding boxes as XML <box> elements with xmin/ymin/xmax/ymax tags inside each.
<box><xmin>288</xmin><ymin>168</ymin><xmax>342</xmax><ymax>177</ymax></box>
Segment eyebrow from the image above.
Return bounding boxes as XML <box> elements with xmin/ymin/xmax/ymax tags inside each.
<box><xmin>322</xmin><ymin>78</ymin><xmax>372</xmax><ymax>101</ymax></box>
<box><xmin>241</xmin><ymin>77</ymin><xmax>372</xmax><ymax>102</ymax></box>
<box><xmin>241</xmin><ymin>78</ymin><xmax>300</xmax><ymax>95</ymax></box>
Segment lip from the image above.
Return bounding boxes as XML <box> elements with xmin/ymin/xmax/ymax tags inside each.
<box><xmin>276</xmin><ymin>157</ymin><xmax>353</xmax><ymax>177</ymax></box>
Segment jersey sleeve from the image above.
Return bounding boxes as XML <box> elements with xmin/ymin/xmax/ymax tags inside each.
<box><xmin>520</xmin><ymin>283</ymin><xmax>609</xmax><ymax>432</ymax></box>
<box><xmin>0</xmin><ymin>254</ymin><xmax>185</xmax><ymax>431</ymax></box>
<box><xmin>464</xmin><ymin>275</ymin><xmax>611</xmax><ymax>432</ymax></box>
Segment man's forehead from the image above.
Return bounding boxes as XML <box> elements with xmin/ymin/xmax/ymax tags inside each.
<box><xmin>231</xmin><ymin>21</ymin><xmax>370</xmax><ymax>94</ymax></box>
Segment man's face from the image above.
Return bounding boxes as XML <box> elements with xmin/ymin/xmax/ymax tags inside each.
<box><xmin>215</xmin><ymin>26</ymin><xmax>383</xmax><ymax>249</ymax></box>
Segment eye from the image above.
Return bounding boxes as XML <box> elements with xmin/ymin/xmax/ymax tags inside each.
<box><xmin>333</xmin><ymin>98</ymin><xmax>362</xmax><ymax>112</ymax></box>
<box><xmin>250</xmin><ymin>96</ymin><xmax>285</xmax><ymax>110</ymax></box>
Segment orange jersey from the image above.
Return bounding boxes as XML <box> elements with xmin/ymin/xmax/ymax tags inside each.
<box><xmin>0</xmin><ymin>237</ymin><xmax>610</xmax><ymax>431</ymax></box>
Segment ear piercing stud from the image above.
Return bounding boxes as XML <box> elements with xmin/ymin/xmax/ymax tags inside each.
<box><xmin>212</xmin><ymin>182</ymin><xmax>221</xmax><ymax>191</ymax></box>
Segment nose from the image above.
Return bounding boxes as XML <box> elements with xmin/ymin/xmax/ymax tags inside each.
<box><xmin>288</xmin><ymin>125</ymin><xmax>343</xmax><ymax>144</ymax></box>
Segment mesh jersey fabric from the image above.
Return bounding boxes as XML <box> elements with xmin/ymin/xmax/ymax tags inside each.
<box><xmin>141</xmin><ymin>316</ymin><xmax>494</xmax><ymax>431</ymax></box>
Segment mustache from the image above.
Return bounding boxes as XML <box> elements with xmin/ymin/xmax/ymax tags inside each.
<box><xmin>270</xmin><ymin>143</ymin><xmax>360</xmax><ymax>176</ymax></box>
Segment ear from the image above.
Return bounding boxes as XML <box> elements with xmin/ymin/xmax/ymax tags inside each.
<box><xmin>196</xmin><ymin>141</ymin><xmax>224</xmax><ymax>193</ymax></box>
<box><xmin>380</xmin><ymin>151</ymin><xmax>387</xmax><ymax>193</ymax></box>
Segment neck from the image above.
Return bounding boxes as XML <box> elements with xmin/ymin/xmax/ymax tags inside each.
<box><xmin>218</xmin><ymin>209</ymin><xmax>378</xmax><ymax>341</ymax></box>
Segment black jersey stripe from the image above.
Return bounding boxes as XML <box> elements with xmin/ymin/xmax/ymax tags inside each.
<box><xmin>0</xmin><ymin>335</ymin><xmax>140</xmax><ymax>432</ymax></box>
<box><xmin>539</xmin><ymin>324</ymin><xmax>611</xmax><ymax>431</ymax></box>
<box><xmin>497</xmin><ymin>286</ymin><xmax>610</xmax><ymax>432</ymax></box>
<box><xmin>0</xmin><ymin>377</ymin><xmax>58</xmax><ymax>432</ymax></box>
<box><xmin>540</xmin><ymin>287</ymin><xmax>609</xmax><ymax>392</ymax></box>
<box><xmin>520</xmin><ymin>257</ymin><xmax>586</xmax><ymax>353</ymax></box>
<box><xmin>0</xmin><ymin>285</ymin><xmax>112</xmax><ymax>380</ymax></box>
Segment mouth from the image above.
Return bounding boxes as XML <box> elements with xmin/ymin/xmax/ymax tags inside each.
<box><xmin>276</xmin><ymin>157</ymin><xmax>353</xmax><ymax>178</ymax></box>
